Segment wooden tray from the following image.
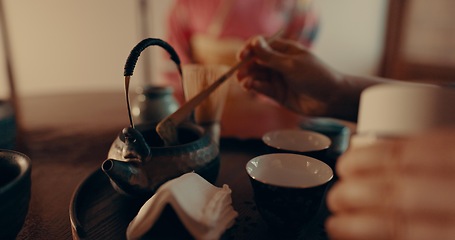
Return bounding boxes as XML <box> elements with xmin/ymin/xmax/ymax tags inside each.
<box><xmin>69</xmin><ymin>138</ymin><xmax>339</xmax><ymax>240</ymax></box>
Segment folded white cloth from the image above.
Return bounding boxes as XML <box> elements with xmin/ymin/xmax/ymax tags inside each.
<box><xmin>126</xmin><ymin>172</ymin><xmax>238</xmax><ymax>240</ymax></box>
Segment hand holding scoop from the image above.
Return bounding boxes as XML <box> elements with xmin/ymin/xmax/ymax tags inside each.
<box><xmin>156</xmin><ymin>30</ymin><xmax>284</xmax><ymax>146</ymax></box>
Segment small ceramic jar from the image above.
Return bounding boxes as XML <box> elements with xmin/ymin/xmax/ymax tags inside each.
<box><xmin>132</xmin><ymin>85</ymin><xmax>180</xmax><ymax>124</ymax></box>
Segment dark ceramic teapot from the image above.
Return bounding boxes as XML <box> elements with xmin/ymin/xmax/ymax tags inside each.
<box><xmin>101</xmin><ymin>38</ymin><xmax>219</xmax><ymax>198</ymax></box>
<box><xmin>102</xmin><ymin>122</ymin><xmax>219</xmax><ymax>198</ymax></box>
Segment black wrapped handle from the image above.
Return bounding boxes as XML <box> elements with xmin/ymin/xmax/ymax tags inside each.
<box><xmin>124</xmin><ymin>38</ymin><xmax>182</xmax><ymax>77</ymax></box>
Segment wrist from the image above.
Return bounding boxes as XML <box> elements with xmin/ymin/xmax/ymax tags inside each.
<box><xmin>326</xmin><ymin>73</ymin><xmax>361</xmax><ymax>122</ymax></box>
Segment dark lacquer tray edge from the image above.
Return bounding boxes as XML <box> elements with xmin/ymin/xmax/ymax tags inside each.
<box><xmin>69</xmin><ymin>168</ymin><xmax>103</xmax><ymax>239</ymax></box>
<box><xmin>67</xmin><ymin>133</ymin><xmax>349</xmax><ymax>240</ymax></box>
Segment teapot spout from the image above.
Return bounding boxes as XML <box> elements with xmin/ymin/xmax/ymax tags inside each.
<box><xmin>101</xmin><ymin>159</ymin><xmax>151</xmax><ymax>197</ymax></box>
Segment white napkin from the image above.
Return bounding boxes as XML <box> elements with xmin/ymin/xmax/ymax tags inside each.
<box><xmin>126</xmin><ymin>172</ymin><xmax>238</xmax><ymax>240</ymax></box>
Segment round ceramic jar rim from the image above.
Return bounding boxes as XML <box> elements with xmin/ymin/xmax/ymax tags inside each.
<box><xmin>0</xmin><ymin>149</ymin><xmax>31</xmax><ymax>194</ymax></box>
<box><xmin>246</xmin><ymin>153</ymin><xmax>333</xmax><ymax>189</ymax></box>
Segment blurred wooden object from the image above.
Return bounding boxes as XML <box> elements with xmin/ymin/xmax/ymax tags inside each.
<box><xmin>0</xmin><ymin>0</ymin><xmax>22</xmax><ymax>136</ymax></box>
<box><xmin>380</xmin><ymin>0</ymin><xmax>455</xmax><ymax>84</ymax></box>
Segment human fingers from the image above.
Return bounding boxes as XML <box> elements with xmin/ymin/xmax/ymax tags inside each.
<box><xmin>236</xmin><ymin>59</ymin><xmax>265</xmax><ymax>82</ymax></box>
<box><xmin>326</xmin><ymin>212</ymin><xmax>455</xmax><ymax>240</ymax></box>
<box><xmin>338</xmin><ymin>129</ymin><xmax>455</xmax><ymax>178</ymax></box>
<box><xmin>237</xmin><ymin>36</ymin><xmax>255</xmax><ymax>61</ymax></box>
<box><xmin>267</xmin><ymin>38</ymin><xmax>309</xmax><ymax>54</ymax></box>
<box><xmin>325</xmin><ymin>213</ymin><xmax>393</xmax><ymax>240</ymax></box>
<box><xmin>238</xmin><ymin>77</ymin><xmax>254</xmax><ymax>91</ymax></box>
<box><xmin>336</xmin><ymin>138</ymin><xmax>406</xmax><ymax>177</ymax></box>
<box><xmin>237</xmin><ymin>67</ymin><xmax>286</xmax><ymax>100</ymax></box>
<box><xmin>248</xmin><ymin>36</ymin><xmax>297</xmax><ymax>72</ymax></box>
<box><xmin>236</xmin><ymin>59</ymin><xmax>265</xmax><ymax>81</ymax></box>
<box><xmin>327</xmin><ymin>177</ymin><xmax>391</xmax><ymax>213</ymax></box>
<box><xmin>328</xmin><ymin>172</ymin><xmax>455</xmax><ymax>215</ymax></box>
<box><xmin>240</xmin><ymin>76</ymin><xmax>282</xmax><ymax>99</ymax></box>
<box><xmin>241</xmin><ymin>35</ymin><xmax>307</xmax><ymax>55</ymax></box>
<box><xmin>399</xmin><ymin>128</ymin><xmax>455</xmax><ymax>175</ymax></box>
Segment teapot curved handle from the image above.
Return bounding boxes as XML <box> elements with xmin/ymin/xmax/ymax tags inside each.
<box><xmin>124</xmin><ymin>38</ymin><xmax>182</xmax><ymax>78</ymax></box>
<box><xmin>123</xmin><ymin>38</ymin><xmax>183</xmax><ymax>129</ymax></box>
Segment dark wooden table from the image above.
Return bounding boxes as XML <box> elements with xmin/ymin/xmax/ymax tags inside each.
<box><xmin>14</xmin><ymin>91</ymin><xmax>323</xmax><ymax>239</ymax></box>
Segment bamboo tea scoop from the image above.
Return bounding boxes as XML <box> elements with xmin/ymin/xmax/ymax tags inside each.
<box><xmin>156</xmin><ymin>30</ymin><xmax>284</xmax><ymax>146</ymax></box>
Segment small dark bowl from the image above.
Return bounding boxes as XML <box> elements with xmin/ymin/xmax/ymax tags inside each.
<box><xmin>246</xmin><ymin>153</ymin><xmax>333</xmax><ymax>237</ymax></box>
<box><xmin>0</xmin><ymin>149</ymin><xmax>31</xmax><ymax>239</ymax></box>
<box><xmin>300</xmin><ymin>117</ymin><xmax>351</xmax><ymax>160</ymax></box>
<box><xmin>262</xmin><ymin>129</ymin><xmax>331</xmax><ymax>160</ymax></box>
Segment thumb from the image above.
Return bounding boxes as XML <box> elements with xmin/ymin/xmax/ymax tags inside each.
<box><xmin>251</xmin><ymin>36</ymin><xmax>291</xmax><ymax>71</ymax></box>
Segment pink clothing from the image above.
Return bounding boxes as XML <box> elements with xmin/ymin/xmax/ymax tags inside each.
<box><xmin>167</xmin><ymin>0</ymin><xmax>319</xmax><ymax>64</ymax></box>
<box><xmin>163</xmin><ymin>0</ymin><xmax>319</xmax><ymax>105</ymax></box>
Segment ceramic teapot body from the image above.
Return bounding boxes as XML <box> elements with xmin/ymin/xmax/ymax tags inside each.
<box><xmin>103</xmin><ymin>38</ymin><xmax>219</xmax><ymax>198</ymax></box>
<box><xmin>102</xmin><ymin>122</ymin><xmax>220</xmax><ymax>198</ymax></box>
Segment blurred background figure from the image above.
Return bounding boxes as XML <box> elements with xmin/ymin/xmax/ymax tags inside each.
<box><xmin>164</xmin><ymin>0</ymin><xmax>320</xmax><ymax>103</ymax></box>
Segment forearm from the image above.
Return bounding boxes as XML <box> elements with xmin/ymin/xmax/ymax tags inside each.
<box><xmin>327</xmin><ymin>74</ymin><xmax>392</xmax><ymax>122</ymax></box>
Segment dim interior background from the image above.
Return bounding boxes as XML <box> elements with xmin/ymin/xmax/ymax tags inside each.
<box><xmin>0</xmin><ymin>0</ymin><xmax>388</xmax><ymax>99</ymax></box>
